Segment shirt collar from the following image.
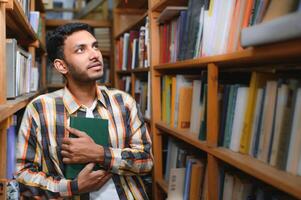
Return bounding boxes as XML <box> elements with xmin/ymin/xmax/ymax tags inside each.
<box><xmin>62</xmin><ymin>85</ymin><xmax>107</xmax><ymax>115</ymax></box>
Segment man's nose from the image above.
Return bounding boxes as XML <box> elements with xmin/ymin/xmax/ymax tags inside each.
<box><xmin>89</xmin><ymin>48</ymin><xmax>101</xmax><ymax>60</ymax></box>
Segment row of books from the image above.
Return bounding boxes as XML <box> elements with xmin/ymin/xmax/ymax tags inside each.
<box><xmin>17</xmin><ymin>0</ymin><xmax>31</xmax><ymax>21</ymax></box>
<box><xmin>94</xmin><ymin>28</ymin><xmax>111</xmax><ymax>52</ymax></box>
<box><xmin>118</xmin><ymin>76</ymin><xmax>131</xmax><ymax>94</ymax></box>
<box><xmin>218</xmin><ymin>72</ymin><xmax>301</xmax><ymax>176</ymax></box>
<box><xmin>134</xmin><ymin>75</ymin><xmax>151</xmax><ymax>119</ymax></box>
<box><xmin>161</xmin><ymin>74</ymin><xmax>207</xmax><ymax>140</ymax></box>
<box><xmin>220</xmin><ymin>171</ymin><xmax>296</xmax><ymax>200</ymax></box>
<box><xmin>165</xmin><ymin>139</ymin><xmax>207</xmax><ymax>200</ymax></box>
<box><xmin>115</xmin><ymin>17</ymin><xmax>150</xmax><ymax>71</ymax></box>
<box><xmin>158</xmin><ymin>0</ymin><xmax>301</xmax><ymax>63</ymax></box>
<box><xmin>29</xmin><ymin>11</ymin><xmax>43</xmax><ymax>40</ymax></box>
<box><xmin>6</xmin><ymin>39</ymin><xmax>40</xmax><ymax>99</ymax></box>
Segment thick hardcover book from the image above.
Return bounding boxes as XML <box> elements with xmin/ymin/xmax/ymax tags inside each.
<box><xmin>65</xmin><ymin>116</ymin><xmax>109</xmax><ymax>179</ymax></box>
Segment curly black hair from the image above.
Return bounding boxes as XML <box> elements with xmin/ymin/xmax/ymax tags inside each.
<box><xmin>46</xmin><ymin>23</ymin><xmax>94</xmax><ymax>62</ymax></box>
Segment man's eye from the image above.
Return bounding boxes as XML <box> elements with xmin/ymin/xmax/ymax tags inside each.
<box><xmin>75</xmin><ymin>48</ymin><xmax>84</xmax><ymax>53</ymax></box>
<box><xmin>93</xmin><ymin>45</ymin><xmax>100</xmax><ymax>50</ymax></box>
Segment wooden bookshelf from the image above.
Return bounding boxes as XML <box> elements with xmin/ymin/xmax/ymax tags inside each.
<box><xmin>146</xmin><ymin>0</ymin><xmax>301</xmax><ymax>200</ymax></box>
<box><xmin>154</xmin><ymin>39</ymin><xmax>301</xmax><ymax>70</ymax></box>
<box><xmin>116</xmin><ymin>0</ymin><xmax>148</xmax><ymax>9</ymax></box>
<box><xmin>6</xmin><ymin>0</ymin><xmax>37</xmax><ymax>41</ymax></box>
<box><xmin>156</xmin><ymin>178</ymin><xmax>168</xmax><ymax>194</ymax></box>
<box><xmin>114</xmin><ymin>11</ymin><xmax>148</xmax><ymax>39</ymax></box>
<box><xmin>212</xmin><ymin>148</ymin><xmax>301</xmax><ymax>199</ymax></box>
<box><xmin>0</xmin><ymin>92</ymin><xmax>40</xmax><ymax>123</ymax></box>
<box><xmin>155</xmin><ymin>122</ymin><xmax>209</xmax><ymax>152</ymax></box>
<box><xmin>0</xmin><ymin>0</ymin><xmax>46</xmax><ymax>197</ymax></box>
<box><xmin>151</xmin><ymin>0</ymin><xmax>186</xmax><ymax>12</ymax></box>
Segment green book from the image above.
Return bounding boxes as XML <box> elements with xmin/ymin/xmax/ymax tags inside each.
<box><xmin>65</xmin><ymin>116</ymin><xmax>109</xmax><ymax>179</ymax></box>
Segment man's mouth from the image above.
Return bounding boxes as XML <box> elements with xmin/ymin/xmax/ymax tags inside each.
<box><xmin>88</xmin><ymin>62</ymin><xmax>103</xmax><ymax>69</ymax></box>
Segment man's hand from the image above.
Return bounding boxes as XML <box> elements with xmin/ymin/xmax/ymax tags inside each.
<box><xmin>77</xmin><ymin>163</ymin><xmax>112</xmax><ymax>193</ymax></box>
<box><xmin>61</xmin><ymin>127</ymin><xmax>104</xmax><ymax>164</ymax></box>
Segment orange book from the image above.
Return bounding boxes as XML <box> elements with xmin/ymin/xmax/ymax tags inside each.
<box><xmin>177</xmin><ymin>86</ymin><xmax>193</xmax><ymax>128</ymax></box>
<box><xmin>227</xmin><ymin>0</ymin><xmax>241</xmax><ymax>53</ymax></box>
<box><xmin>189</xmin><ymin>160</ymin><xmax>205</xmax><ymax>200</ymax></box>
<box><xmin>238</xmin><ymin>0</ymin><xmax>254</xmax><ymax>50</ymax></box>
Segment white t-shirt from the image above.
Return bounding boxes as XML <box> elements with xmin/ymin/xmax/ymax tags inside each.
<box><xmin>81</xmin><ymin>100</ymin><xmax>120</xmax><ymax>200</ymax></box>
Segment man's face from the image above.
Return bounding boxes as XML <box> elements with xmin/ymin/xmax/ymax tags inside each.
<box><xmin>63</xmin><ymin>30</ymin><xmax>103</xmax><ymax>82</ymax></box>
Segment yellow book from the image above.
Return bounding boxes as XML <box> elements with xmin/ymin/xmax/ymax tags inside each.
<box><xmin>177</xmin><ymin>86</ymin><xmax>193</xmax><ymax>129</ymax></box>
<box><xmin>162</xmin><ymin>76</ymin><xmax>167</xmax><ymax>122</ymax></box>
<box><xmin>170</xmin><ymin>76</ymin><xmax>177</xmax><ymax>126</ymax></box>
<box><xmin>239</xmin><ymin>72</ymin><xmax>275</xmax><ymax>153</ymax></box>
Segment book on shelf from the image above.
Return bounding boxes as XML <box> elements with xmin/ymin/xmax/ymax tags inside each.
<box><xmin>6</xmin><ymin>39</ymin><xmax>38</xmax><ymax>99</ymax></box>
<box><xmin>218</xmin><ymin>72</ymin><xmax>301</xmax><ymax>175</ymax></box>
<box><xmin>65</xmin><ymin>116</ymin><xmax>109</xmax><ymax>179</ymax></box>
<box><xmin>116</xmin><ymin>17</ymin><xmax>150</xmax><ymax>71</ymax></box>
<box><xmin>94</xmin><ymin>28</ymin><xmax>111</xmax><ymax>52</ymax></box>
<box><xmin>220</xmin><ymin>171</ymin><xmax>297</xmax><ymax>200</ymax></box>
<box><xmin>6</xmin><ymin>116</ymin><xmax>17</xmax><ymax>180</ymax></box>
<box><xmin>241</xmin><ymin>12</ymin><xmax>301</xmax><ymax>47</ymax></box>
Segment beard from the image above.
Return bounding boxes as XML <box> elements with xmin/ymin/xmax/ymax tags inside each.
<box><xmin>66</xmin><ymin>60</ymin><xmax>104</xmax><ymax>83</ymax></box>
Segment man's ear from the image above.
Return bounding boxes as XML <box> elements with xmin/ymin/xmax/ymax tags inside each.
<box><xmin>53</xmin><ymin>59</ymin><xmax>68</xmax><ymax>75</ymax></box>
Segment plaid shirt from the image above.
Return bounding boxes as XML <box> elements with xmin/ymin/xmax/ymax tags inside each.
<box><xmin>16</xmin><ymin>86</ymin><xmax>153</xmax><ymax>199</ymax></box>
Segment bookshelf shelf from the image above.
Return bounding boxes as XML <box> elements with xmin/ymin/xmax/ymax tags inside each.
<box><xmin>101</xmin><ymin>50</ymin><xmax>111</xmax><ymax>57</ymax></box>
<box><xmin>116</xmin><ymin>68</ymin><xmax>150</xmax><ymax>75</ymax></box>
<box><xmin>0</xmin><ymin>92</ymin><xmax>40</xmax><ymax>123</ymax></box>
<box><xmin>6</xmin><ymin>0</ymin><xmax>37</xmax><ymax>41</ymax></box>
<box><xmin>212</xmin><ymin>148</ymin><xmax>301</xmax><ymax>199</ymax></box>
<box><xmin>155</xmin><ymin>121</ymin><xmax>208</xmax><ymax>152</ymax></box>
<box><xmin>154</xmin><ymin>39</ymin><xmax>301</xmax><ymax>70</ymax></box>
<box><xmin>116</xmin><ymin>70</ymin><xmax>132</xmax><ymax>75</ymax></box>
<box><xmin>114</xmin><ymin>11</ymin><xmax>148</xmax><ymax>39</ymax></box>
<box><xmin>46</xmin><ymin>19</ymin><xmax>112</xmax><ymax>29</ymax></box>
<box><xmin>151</xmin><ymin>0</ymin><xmax>187</xmax><ymax>12</ymax></box>
<box><xmin>156</xmin><ymin>178</ymin><xmax>168</xmax><ymax>194</ymax></box>
<box><xmin>116</xmin><ymin>0</ymin><xmax>148</xmax><ymax>9</ymax></box>
<box><xmin>132</xmin><ymin>67</ymin><xmax>150</xmax><ymax>73</ymax></box>
<box><xmin>35</xmin><ymin>0</ymin><xmax>45</xmax><ymax>12</ymax></box>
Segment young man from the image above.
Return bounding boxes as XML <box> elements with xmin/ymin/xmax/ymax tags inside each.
<box><xmin>16</xmin><ymin>23</ymin><xmax>153</xmax><ymax>199</ymax></box>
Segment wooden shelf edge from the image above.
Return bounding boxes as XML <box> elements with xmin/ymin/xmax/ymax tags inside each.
<box><xmin>156</xmin><ymin>178</ymin><xmax>168</xmax><ymax>194</ymax></box>
<box><xmin>155</xmin><ymin>121</ymin><xmax>208</xmax><ymax>152</ymax></box>
<box><xmin>114</xmin><ymin>12</ymin><xmax>148</xmax><ymax>39</ymax></box>
<box><xmin>0</xmin><ymin>92</ymin><xmax>40</xmax><ymax>122</ymax></box>
<box><xmin>6</xmin><ymin>0</ymin><xmax>37</xmax><ymax>41</ymax></box>
<box><xmin>116</xmin><ymin>67</ymin><xmax>150</xmax><ymax>75</ymax></box>
<box><xmin>46</xmin><ymin>19</ymin><xmax>112</xmax><ymax>28</ymax></box>
<box><xmin>211</xmin><ymin>148</ymin><xmax>301</xmax><ymax>199</ymax></box>
<box><xmin>132</xmin><ymin>67</ymin><xmax>150</xmax><ymax>73</ymax></box>
<box><xmin>35</xmin><ymin>0</ymin><xmax>45</xmax><ymax>12</ymax></box>
<box><xmin>116</xmin><ymin>0</ymin><xmax>148</xmax><ymax>9</ymax></box>
<box><xmin>151</xmin><ymin>0</ymin><xmax>187</xmax><ymax>12</ymax></box>
<box><xmin>116</xmin><ymin>70</ymin><xmax>132</xmax><ymax>75</ymax></box>
<box><xmin>154</xmin><ymin>39</ymin><xmax>301</xmax><ymax>70</ymax></box>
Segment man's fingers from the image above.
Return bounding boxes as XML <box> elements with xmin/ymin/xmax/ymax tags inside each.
<box><xmin>62</xmin><ymin>138</ymin><xmax>71</xmax><ymax>145</ymax></box>
<box><xmin>61</xmin><ymin>144</ymin><xmax>70</xmax><ymax>152</ymax></box>
<box><xmin>93</xmin><ymin>173</ymin><xmax>112</xmax><ymax>189</ymax></box>
<box><xmin>61</xmin><ymin>150</ymin><xmax>71</xmax><ymax>158</ymax></box>
<box><xmin>66</xmin><ymin>127</ymin><xmax>87</xmax><ymax>138</ymax></box>
<box><xmin>90</xmin><ymin>169</ymin><xmax>106</xmax><ymax>177</ymax></box>
<box><xmin>62</xmin><ymin>157</ymin><xmax>71</xmax><ymax>164</ymax></box>
<box><xmin>82</xmin><ymin>163</ymin><xmax>95</xmax><ymax>173</ymax></box>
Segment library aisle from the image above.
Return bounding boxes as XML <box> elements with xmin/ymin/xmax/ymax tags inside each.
<box><xmin>1</xmin><ymin>0</ymin><xmax>301</xmax><ymax>199</ymax></box>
